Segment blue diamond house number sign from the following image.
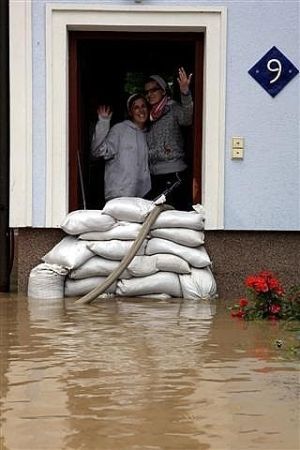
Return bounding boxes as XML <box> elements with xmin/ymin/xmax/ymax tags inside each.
<box><xmin>248</xmin><ymin>46</ymin><xmax>299</xmax><ymax>97</ymax></box>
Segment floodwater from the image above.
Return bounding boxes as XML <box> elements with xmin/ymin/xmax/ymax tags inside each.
<box><xmin>0</xmin><ymin>294</ymin><xmax>299</xmax><ymax>450</ymax></box>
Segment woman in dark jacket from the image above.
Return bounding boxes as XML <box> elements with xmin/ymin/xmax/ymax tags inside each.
<box><xmin>144</xmin><ymin>67</ymin><xmax>193</xmax><ymax>209</ymax></box>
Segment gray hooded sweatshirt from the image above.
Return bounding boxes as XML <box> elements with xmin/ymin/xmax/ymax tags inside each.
<box><xmin>91</xmin><ymin>118</ymin><xmax>151</xmax><ymax>201</ymax></box>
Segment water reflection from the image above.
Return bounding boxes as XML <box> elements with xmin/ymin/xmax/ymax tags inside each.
<box><xmin>0</xmin><ymin>294</ymin><xmax>299</xmax><ymax>450</ymax></box>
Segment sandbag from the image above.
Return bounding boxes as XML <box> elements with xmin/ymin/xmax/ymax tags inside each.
<box><xmin>65</xmin><ymin>277</ymin><xmax>116</xmax><ymax>297</ymax></box>
<box><xmin>87</xmin><ymin>239</ymin><xmax>147</xmax><ymax>261</ymax></box>
<box><xmin>42</xmin><ymin>236</ymin><xmax>94</xmax><ymax>270</ymax></box>
<box><xmin>179</xmin><ymin>267</ymin><xmax>217</xmax><ymax>300</ymax></box>
<box><xmin>151</xmin><ymin>228</ymin><xmax>204</xmax><ymax>247</ymax></box>
<box><xmin>145</xmin><ymin>238</ymin><xmax>211</xmax><ymax>268</ymax></box>
<box><xmin>69</xmin><ymin>256</ymin><xmax>131</xmax><ymax>279</ymax></box>
<box><xmin>61</xmin><ymin>209</ymin><xmax>116</xmax><ymax>235</ymax></box>
<box><xmin>126</xmin><ymin>254</ymin><xmax>190</xmax><ymax>277</ymax></box>
<box><xmin>155</xmin><ymin>254</ymin><xmax>190</xmax><ymax>274</ymax></box>
<box><xmin>103</xmin><ymin>197</ymin><xmax>155</xmax><ymax>222</ymax></box>
<box><xmin>151</xmin><ymin>207</ymin><xmax>205</xmax><ymax>230</ymax></box>
<box><xmin>28</xmin><ymin>263</ymin><xmax>68</xmax><ymax>299</ymax></box>
<box><xmin>79</xmin><ymin>222</ymin><xmax>142</xmax><ymax>241</ymax></box>
<box><xmin>116</xmin><ymin>272</ymin><xmax>182</xmax><ymax>297</ymax></box>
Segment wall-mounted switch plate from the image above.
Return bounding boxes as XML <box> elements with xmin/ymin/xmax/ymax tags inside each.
<box><xmin>232</xmin><ymin>137</ymin><xmax>244</xmax><ymax>148</ymax></box>
<box><xmin>231</xmin><ymin>136</ymin><xmax>244</xmax><ymax>159</ymax></box>
<box><xmin>232</xmin><ymin>147</ymin><xmax>244</xmax><ymax>159</ymax></box>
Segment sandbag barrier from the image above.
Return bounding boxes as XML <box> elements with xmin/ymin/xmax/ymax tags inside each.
<box><xmin>27</xmin><ymin>197</ymin><xmax>217</xmax><ymax>302</ymax></box>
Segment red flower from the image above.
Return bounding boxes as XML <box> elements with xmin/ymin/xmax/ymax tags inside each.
<box><xmin>231</xmin><ymin>309</ymin><xmax>245</xmax><ymax>318</ymax></box>
<box><xmin>270</xmin><ymin>304</ymin><xmax>281</xmax><ymax>314</ymax></box>
<box><xmin>239</xmin><ymin>298</ymin><xmax>248</xmax><ymax>307</ymax></box>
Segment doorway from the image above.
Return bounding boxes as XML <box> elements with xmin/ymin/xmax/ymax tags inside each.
<box><xmin>69</xmin><ymin>31</ymin><xmax>204</xmax><ymax>211</ymax></box>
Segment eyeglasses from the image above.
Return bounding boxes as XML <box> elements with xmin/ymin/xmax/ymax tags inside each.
<box><xmin>144</xmin><ymin>87</ymin><xmax>162</xmax><ymax>96</ymax></box>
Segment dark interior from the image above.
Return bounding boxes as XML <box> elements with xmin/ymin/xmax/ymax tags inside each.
<box><xmin>69</xmin><ymin>32</ymin><xmax>203</xmax><ymax>210</ymax></box>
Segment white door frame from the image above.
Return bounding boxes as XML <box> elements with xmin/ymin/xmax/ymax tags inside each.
<box><xmin>10</xmin><ymin>3</ymin><xmax>227</xmax><ymax>229</ymax></box>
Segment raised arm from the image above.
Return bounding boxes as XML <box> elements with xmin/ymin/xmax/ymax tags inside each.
<box><xmin>91</xmin><ymin>105</ymin><xmax>117</xmax><ymax>159</ymax></box>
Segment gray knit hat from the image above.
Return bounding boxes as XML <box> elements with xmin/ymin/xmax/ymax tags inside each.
<box><xmin>149</xmin><ymin>75</ymin><xmax>167</xmax><ymax>92</ymax></box>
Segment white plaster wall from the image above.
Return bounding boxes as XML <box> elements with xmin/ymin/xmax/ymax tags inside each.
<box><xmin>29</xmin><ymin>0</ymin><xmax>300</xmax><ymax>230</ymax></box>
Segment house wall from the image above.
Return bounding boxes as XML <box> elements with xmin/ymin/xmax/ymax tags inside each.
<box><xmin>24</xmin><ymin>0</ymin><xmax>299</xmax><ymax>231</ymax></box>
<box><xmin>11</xmin><ymin>0</ymin><xmax>300</xmax><ymax>231</ymax></box>
<box><xmin>9</xmin><ymin>0</ymin><xmax>300</xmax><ymax>294</ymax></box>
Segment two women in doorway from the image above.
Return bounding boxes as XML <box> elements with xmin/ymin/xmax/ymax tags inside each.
<box><xmin>90</xmin><ymin>67</ymin><xmax>193</xmax><ymax>209</ymax></box>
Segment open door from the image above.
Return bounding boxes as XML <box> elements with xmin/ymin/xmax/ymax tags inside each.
<box><xmin>69</xmin><ymin>32</ymin><xmax>204</xmax><ymax>211</ymax></box>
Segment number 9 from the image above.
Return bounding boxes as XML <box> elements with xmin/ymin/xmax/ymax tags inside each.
<box><xmin>267</xmin><ymin>58</ymin><xmax>282</xmax><ymax>84</ymax></box>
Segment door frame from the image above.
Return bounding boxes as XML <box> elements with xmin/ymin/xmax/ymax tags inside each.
<box><xmin>9</xmin><ymin>4</ymin><xmax>226</xmax><ymax>229</ymax></box>
<box><xmin>68</xmin><ymin>31</ymin><xmax>204</xmax><ymax>211</ymax></box>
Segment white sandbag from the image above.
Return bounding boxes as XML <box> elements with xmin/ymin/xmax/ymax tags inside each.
<box><xmin>103</xmin><ymin>197</ymin><xmax>155</xmax><ymax>222</ymax></box>
<box><xmin>28</xmin><ymin>263</ymin><xmax>68</xmax><ymax>299</ymax></box>
<box><xmin>61</xmin><ymin>209</ymin><xmax>116</xmax><ymax>235</ymax></box>
<box><xmin>126</xmin><ymin>255</ymin><xmax>158</xmax><ymax>277</ymax></box>
<box><xmin>69</xmin><ymin>256</ymin><xmax>131</xmax><ymax>279</ymax></box>
<box><xmin>151</xmin><ymin>208</ymin><xmax>205</xmax><ymax>230</ymax></box>
<box><xmin>42</xmin><ymin>236</ymin><xmax>94</xmax><ymax>269</ymax></box>
<box><xmin>79</xmin><ymin>222</ymin><xmax>142</xmax><ymax>241</ymax></box>
<box><xmin>179</xmin><ymin>267</ymin><xmax>217</xmax><ymax>300</ymax></box>
<box><xmin>155</xmin><ymin>254</ymin><xmax>191</xmax><ymax>274</ymax></box>
<box><xmin>145</xmin><ymin>238</ymin><xmax>211</xmax><ymax>268</ymax></box>
<box><xmin>116</xmin><ymin>272</ymin><xmax>182</xmax><ymax>297</ymax></box>
<box><xmin>151</xmin><ymin>228</ymin><xmax>204</xmax><ymax>247</ymax></box>
<box><xmin>87</xmin><ymin>239</ymin><xmax>147</xmax><ymax>261</ymax></box>
<box><xmin>65</xmin><ymin>277</ymin><xmax>116</xmax><ymax>297</ymax></box>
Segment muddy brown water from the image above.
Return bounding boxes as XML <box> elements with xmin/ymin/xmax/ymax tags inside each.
<box><xmin>0</xmin><ymin>293</ymin><xmax>299</xmax><ymax>450</ymax></box>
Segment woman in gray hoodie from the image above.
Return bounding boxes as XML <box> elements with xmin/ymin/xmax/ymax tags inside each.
<box><xmin>91</xmin><ymin>94</ymin><xmax>151</xmax><ymax>201</ymax></box>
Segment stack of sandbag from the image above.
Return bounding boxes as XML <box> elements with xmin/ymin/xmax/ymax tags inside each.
<box><xmin>30</xmin><ymin>197</ymin><xmax>217</xmax><ymax>300</ymax></box>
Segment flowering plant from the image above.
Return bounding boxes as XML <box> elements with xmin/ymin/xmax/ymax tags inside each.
<box><xmin>230</xmin><ymin>270</ymin><xmax>300</xmax><ymax>321</ymax></box>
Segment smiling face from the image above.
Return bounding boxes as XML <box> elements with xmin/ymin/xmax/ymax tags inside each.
<box><xmin>129</xmin><ymin>98</ymin><xmax>149</xmax><ymax>129</ymax></box>
<box><xmin>144</xmin><ymin>80</ymin><xmax>165</xmax><ymax>106</ymax></box>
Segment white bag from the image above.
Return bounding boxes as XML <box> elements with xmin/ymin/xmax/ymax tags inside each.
<box><xmin>155</xmin><ymin>254</ymin><xmax>191</xmax><ymax>274</ymax></box>
<box><xmin>151</xmin><ymin>208</ymin><xmax>205</xmax><ymax>230</ymax></box>
<box><xmin>126</xmin><ymin>254</ymin><xmax>190</xmax><ymax>277</ymax></box>
<box><xmin>79</xmin><ymin>222</ymin><xmax>142</xmax><ymax>241</ymax></box>
<box><xmin>179</xmin><ymin>267</ymin><xmax>217</xmax><ymax>300</ymax></box>
<box><xmin>103</xmin><ymin>197</ymin><xmax>155</xmax><ymax>222</ymax></box>
<box><xmin>65</xmin><ymin>277</ymin><xmax>116</xmax><ymax>297</ymax></box>
<box><xmin>61</xmin><ymin>209</ymin><xmax>116</xmax><ymax>235</ymax></box>
<box><xmin>28</xmin><ymin>263</ymin><xmax>68</xmax><ymax>299</ymax></box>
<box><xmin>42</xmin><ymin>236</ymin><xmax>94</xmax><ymax>269</ymax></box>
<box><xmin>151</xmin><ymin>228</ymin><xmax>204</xmax><ymax>247</ymax></box>
<box><xmin>126</xmin><ymin>255</ymin><xmax>158</xmax><ymax>277</ymax></box>
<box><xmin>116</xmin><ymin>272</ymin><xmax>182</xmax><ymax>297</ymax></box>
<box><xmin>146</xmin><ymin>238</ymin><xmax>211</xmax><ymax>268</ymax></box>
<box><xmin>87</xmin><ymin>239</ymin><xmax>147</xmax><ymax>261</ymax></box>
<box><xmin>69</xmin><ymin>256</ymin><xmax>131</xmax><ymax>279</ymax></box>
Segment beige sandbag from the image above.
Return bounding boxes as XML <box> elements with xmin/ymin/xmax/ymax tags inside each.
<box><xmin>79</xmin><ymin>222</ymin><xmax>142</xmax><ymax>241</ymax></box>
<box><xmin>151</xmin><ymin>228</ymin><xmax>204</xmax><ymax>247</ymax></box>
<box><xmin>69</xmin><ymin>256</ymin><xmax>131</xmax><ymax>279</ymax></box>
<box><xmin>151</xmin><ymin>207</ymin><xmax>205</xmax><ymax>230</ymax></box>
<box><xmin>103</xmin><ymin>197</ymin><xmax>155</xmax><ymax>222</ymax></box>
<box><xmin>116</xmin><ymin>272</ymin><xmax>182</xmax><ymax>297</ymax></box>
<box><xmin>61</xmin><ymin>209</ymin><xmax>116</xmax><ymax>235</ymax></box>
<box><xmin>145</xmin><ymin>238</ymin><xmax>211</xmax><ymax>268</ymax></box>
<box><xmin>179</xmin><ymin>267</ymin><xmax>217</xmax><ymax>300</ymax></box>
<box><xmin>42</xmin><ymin>236</ymin><xmax>94</xmax><ymax>270</ymax></box>
<box><xmin>87</xmin><ymin>239</ymin><xmax>147</xmax><ymax>261</ymax></box>
<box><xmin>155</xmin><ymin>254</ymin><xmax>190</xmax><ymax>274</ymax></box>
<box><xmin>127</xmin><ymin>254</ymin><xmax>190</xmax><ymax>277</ymax></box>
<box><xmin>65</xmin><ymin>277</ymin><xmax>116</xmax><ymax>297</ymax></box>
<box><xmin>28</xmin><ymin>263</ymin><xmax>68</xmax><ymax>299</ymax></box>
